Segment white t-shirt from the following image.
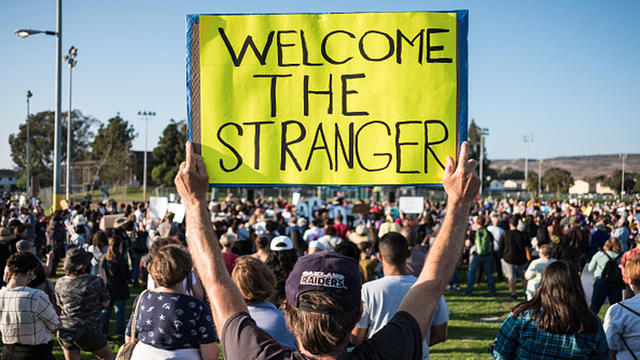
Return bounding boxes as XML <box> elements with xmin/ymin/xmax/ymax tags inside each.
<box><xmin>357</xmin><ymin>274</ymin><xmax>449</xmax><ymax>359</ymax></box>
<box><xmin>487</xmin><ymin>225</ymin><xmax>504</xmax><ymax>252</ymax></box>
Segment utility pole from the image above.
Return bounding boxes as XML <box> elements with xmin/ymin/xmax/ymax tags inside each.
<box><xmin>479</xmin><ymin>128</ymin><xmax>489</xmax><ymax>197</ymax></box>
<box><xmin>523</xmin><ymin>135</ymin><xmax>533</xmax><ymax>194</ymax></box>
<box><xmin>137</xmin><ymin>111</ymin><xmax>156</xmax><ymax>202</ymax></box>
<box><xmin>63</xmin><ymin>46</ymin><xmax>77</xmax><ymax>201</ymax></box>
<box><xmin>620</xmin><ymin>153</ymin><xmax>628</xmax><ymax>199</ymax></box>
<box><xmin>26</xmin><ymin>91</ymin><xmax>32</xmax><ymax>196</ymax></box>
<box><xmin>538</xmin><ymin>158</ymin><xmax>543</xmax><ymax>196</ymax></box>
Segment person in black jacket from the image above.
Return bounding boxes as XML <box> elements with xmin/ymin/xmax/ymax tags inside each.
<box><xmin>98</xmin><ymin>230</ymin><xmax>130</xmax><ymax>342</ymax></box>
<box><xmin>498</xmin><ymin>215</ymin><xmax>531</xmax><ymax>301</ymax></box>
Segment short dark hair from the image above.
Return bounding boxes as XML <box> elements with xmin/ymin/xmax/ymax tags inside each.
<box><xmin>7</xmin><ymin>252</ymin><xmax>40</xmax><ymax>275</ymax></box>
<box><xmin>378</xmin><ymin>232</ymin><xmax>409</xmax><ymax>266</ymax></box>
<box><xmin>283</xmin><ymin>291</ymin><xmax>361</xmax><ymax>355</ymax></box>
<box><xmin>510</xmin><ymin>215</ymin><xmax>521</xmax><ymax>227</ymax></box>
<box><xmin>334</xmin><ymin>241</ymin><xmax>359</xmax><ymax>262</ymax></box>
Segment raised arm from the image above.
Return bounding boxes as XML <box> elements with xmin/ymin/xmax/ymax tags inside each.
<box><xmin>174</xmin><ymin>142</ymin><xmax>248</xmax><ymax>332</ymax></box>
<box><xmin>397</xmin><ymin>141</ymin><xmax>479</xmax><ymax>339</ymax></box>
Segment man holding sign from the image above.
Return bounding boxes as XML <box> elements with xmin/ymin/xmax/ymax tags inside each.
<box><xmin>175</xmin><ymin>139</ymin><xmax>479</xmax><ymax>359</ymax></box>
<box><xmin>187</xmin><ymin>11</ymin><xmax>467</xmax><ymax>187</ymax></box>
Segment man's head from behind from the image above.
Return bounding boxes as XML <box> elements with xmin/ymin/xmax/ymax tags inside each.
<box><xmin>283</xmin><ymin>252</ymin><xmax>362</xmax><ymax>355</ymax></box>
<box><xmin>378</xmin><ymin>232</ymin><xmax>410</xmax><ymax>267</ymax></box>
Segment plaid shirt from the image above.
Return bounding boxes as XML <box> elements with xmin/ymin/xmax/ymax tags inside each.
<box><xmin>0</xmin><ymin>286</ymin><xmax>59</xmax><ymax>345</ymax></box>
<box><xmin>490</xmin><ymin>311</ymin><xmax>608</xmax><ymax>359</ymax></box>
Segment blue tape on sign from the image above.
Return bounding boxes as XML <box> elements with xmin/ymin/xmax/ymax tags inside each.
<box><xmin>186</xmin><ymin>14</ymin><xmax>199</xmax><ymax>143</ymax></box>
<box><xmin>457</xmin><ymin>9</ymin><xmax>469</xmax><ymax>144</ymax></box>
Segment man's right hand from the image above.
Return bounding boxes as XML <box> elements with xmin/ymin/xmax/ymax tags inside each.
<box><xmin>442</xmin><ymin>141</ymin><xmax>480</xmax><ymax>207</ymax></box>
<box><xmin>174</xmin><ymin>142</ymin><xmax>209</xmax><ymax>206</ymax></box>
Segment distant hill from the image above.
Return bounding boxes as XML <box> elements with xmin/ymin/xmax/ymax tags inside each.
<box><xmin>491</xmin><ymin>154</ymin><xmax>640</xmax><ymax>180</ymax></box>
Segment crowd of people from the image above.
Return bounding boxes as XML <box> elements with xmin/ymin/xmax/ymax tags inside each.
<box><xmin>0</xmin><ymin>142</ymin><xmax>639</xmax><ymax>359</ymax></box>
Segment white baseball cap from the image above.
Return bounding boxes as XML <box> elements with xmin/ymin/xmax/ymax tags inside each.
<box><xmin>270</xmin><ymin>236</ymin><xmax>294</xmax><ymax>251</ymax></box>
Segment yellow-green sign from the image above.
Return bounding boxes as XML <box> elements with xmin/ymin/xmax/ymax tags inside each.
<box><xmin>187</xmin><ymin>11</ymin><xmax>468</xmax><ymax>186</ymax></box>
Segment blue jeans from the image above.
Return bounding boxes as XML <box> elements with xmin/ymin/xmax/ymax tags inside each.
<box><xmin>590</xmin><ymin>277</ymin><xmax>622</xmax><ymax>314</ymax></box>
<box><xmin>131</xmin><ymin>252</ymin><xmax>143</xmax><ymax>286</ymax></box>
<box><xmin>466</xmin><ymin>254</ymin><xmax>496</xmax><ymax>295</ymax></box>
<box><xmin>101</xmin><ymin>298</ymin><xmax>126</xmax><ymax>340</ymax></box>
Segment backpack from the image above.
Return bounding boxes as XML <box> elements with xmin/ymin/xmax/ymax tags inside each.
<box><xmin>601</xmin><ymin>252</ymin><xmax>624</xmax><ymax>288</ymax></box>
<box><xmin>475</xmin><ymin>229</ymin><xmax>493</xmax><ymax>256</ymax></box>
<box><xmin>132</xmin><ymin>231</ymin><xmax>148</xmax><ymax>254</ymax></box>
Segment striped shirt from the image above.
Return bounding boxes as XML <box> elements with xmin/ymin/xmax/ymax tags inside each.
<box><xmin>0</xmin><ymin>286</ymin><xmax>59</xmax><ymax>345</ymax></box>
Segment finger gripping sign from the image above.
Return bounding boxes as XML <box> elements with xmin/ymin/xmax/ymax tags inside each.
<box><xmin>187</xmin><ymin>11</ymin><xmax>468</xmax><ymax>186</ymax></box>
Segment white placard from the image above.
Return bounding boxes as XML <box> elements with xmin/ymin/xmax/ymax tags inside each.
<box><xmin>399</xmin><ymin>196</ymin><xmax>424</xmax><ymax>214</ymax></box>
<box><xmin>149</xmin><ymin>197</ymin><xmax>168</xmax><ymax>220</ymax></box>
<box><xmin>291</xmin><ymin>192</ymin><xmax>301</xmax><ymax>206</ymax></box>
<box><xmin>167</xmin><ymin>203</ymin><xmax>186</xmax><ymax>223</ymax></box>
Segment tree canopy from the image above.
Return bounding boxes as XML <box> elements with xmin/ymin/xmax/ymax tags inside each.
<box><xmin>8</xmin><ymin>110</ymin><xmax>96</xmax><ymax>187</ymax></box>
<box><xmin>542</xmin><ymin>168</ymin><xmax>574</xmax><ymax>194</ymax></box>
<box><xmin>151</xmin><ymin>120</ymin><xmax>187</xmax><ymax>186</ymax></box>
<box><xmin>89</xmin><ymin>115</ymin><xmax>136</xmax><ymax>185</ymax></box>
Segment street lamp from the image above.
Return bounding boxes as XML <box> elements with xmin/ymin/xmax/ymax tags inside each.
<box><xmin>26</xmin><ymin>91</ymin><xmax>33</xmax><ymax>196</ymax></box>
<box><xmin>523</xmin><ymin>135</ymin><xmax>533</xmax><ymax>194</ymax></box>
<box><xmin>137</xmin><ymin>111</ymin><xmax>156</xmax><ymax>201</ymax></box>
<box><xmin>63</xmin><ymin>46</ymin><xmax>78</xmax><ymax>201</ymax></box>
<box><xmin>14</xmin><ymin>29</ymin><xmax>57</xmax><ymax>38</ymax></box>
<box><xmin>14</xmin><ymin>0</ymin><xmax>63</xmax><ymax>211</ymax></box>
<box><xmin>479</xmin><ymin>128</ymin><xmax>489</xmax><ymax>197</ymax></box>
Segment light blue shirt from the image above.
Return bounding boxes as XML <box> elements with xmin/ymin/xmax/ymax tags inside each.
<box><xmin>248</xmin><ymin>302</ymin><xmax>297</xmax><ymax>350</ymax></box>
<box><xmin>604</xmin><ymin>293</ymin><xmax>640</xmax><ymax>360</ymax></box>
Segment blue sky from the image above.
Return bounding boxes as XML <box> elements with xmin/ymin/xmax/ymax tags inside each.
<box><xmin>1</xmin><ymin>0</ymin><xmax>639</xmax><ymax>170</ymax></box>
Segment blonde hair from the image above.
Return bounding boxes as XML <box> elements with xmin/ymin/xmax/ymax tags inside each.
<box><xmin>604</xmin><ymin>238</ymin><xmax>622</xmax><ymax>254</ymax></box>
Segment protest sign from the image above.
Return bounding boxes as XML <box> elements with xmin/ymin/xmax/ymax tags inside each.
<box><xmin>167</xmin><ymin>202</ymin><xmax>186</xmax><ymax>223</ymax></box>
<box><xmin>149</xmin><ymin>197</ymin><xmax>168</xmax><ymax>220</ymax></box>
<box><xmin>187</xmin><ymin>11</ymin><xmax>467</xmax><ymax>186</ymax></box>
<box><xmin>291</xmin><ymin>191</ymin><xmax>301</xmax><ymax>206</ymax></box>
<box><xmin>399</xmin><ymin>196</ymin><xmax>424</xmax><ymax>214</ymax></box>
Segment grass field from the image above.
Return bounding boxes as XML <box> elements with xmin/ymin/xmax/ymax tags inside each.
<box><xmin>40</xmin><ymin>268</ymin><xmax>608</xmax><ymax>359</ymax></box>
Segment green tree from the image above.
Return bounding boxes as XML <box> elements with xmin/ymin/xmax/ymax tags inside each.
<box><xmin>603</xmin><ymin>170</ymin><xmax>637</xmax><ymax>194</ymax></box>
<box><xmin>633</xmin><ymin>174</ymin><xmax>640</xmax><ymax>194</ymax></box>
<box><xmin>542</xmin><ymin>168</ymin><xmax>574</xmax><ymax>195</ymax></box>
<box><xmin>468</xmin><ymin>119</ymin><xmax>496</xmax><ymax>184</ymax></box>
<box><xmin>151</xmin><ymin>120</ymin><xmax>187</xmax><ymax>186</ymax></box>
<box><xmin>8</xmin><ymin>110</ymin><xmax>96</xmax><ymax>187</ymax></box>
<box><xmin>526</xmin><ymin>171</ymin><xmax>539</xmax><ymax>193</ymax></box>
<box><xmin>496</xmin><ymin>167</ymin><xmax>525</xmax><ymax>180</ymax></box>
<box><xmin>89</xmin><ymin>115</ymin><xmax>136</xmax><ymax>185</ymax></box>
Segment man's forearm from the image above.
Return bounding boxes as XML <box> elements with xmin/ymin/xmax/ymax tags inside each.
<box><xmin>185</xmin><ymin>200</ymin><xmax>248</xmax><ymax>331</ymax></box>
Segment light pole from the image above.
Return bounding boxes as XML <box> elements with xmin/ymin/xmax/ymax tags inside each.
<box><xmin>15</xmin><ymin>0</ymin><xmax>63</xmax><ymax>211</ymax></box>
<box><xmin>26</xmin><ymin>91</ymin><xmax>32</xmax><ymax>196</ymax></box>
<box><xmin>523</xmin><ymin>135</ymin><xmax>533</xmax><ymax>194</ymax></box>
<box><xmin>538</xmin><ymin>158</ymin><xmax>543</xmax><ymax>196</ymax></box>
<box><xmin>137</xmin><ymin>111</ymin><xmax>156</xmax><ymax>201</ymax></box>
<box><xmin>63</xmin><ymin>46</ymin><xmax>77</xmax><ymax>201</ymax></box>
<box><xmin>479</xmin><ymin>128</ymin><xmax>489</xmax><ymax>197</ymax></box>
<box><xmin>620</xmin><ymin>153</ymin><xmax>628</xmax><ymax>198</ymax></box>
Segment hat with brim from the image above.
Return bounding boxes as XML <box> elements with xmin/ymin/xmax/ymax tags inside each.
<box><xmin>270</xmin><ymin>236</ymin><xmax>294</xmax><ymax>251</ymax></box>
<box><xmin>285</xmin><ymin>252</ymin><xmax>362</xmax><ymax>312</ymax></box>
<box><xmin>0</xmin><ymin>228</ymin><xmax>15</xmax><ymax>242</ymax></box>
<box><xmin>64</xmin><ymin>247</ymin><xmax>93</xmax><ymax>273</ymax></box>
